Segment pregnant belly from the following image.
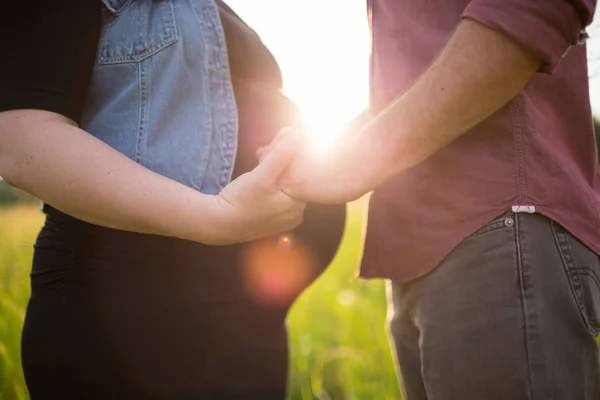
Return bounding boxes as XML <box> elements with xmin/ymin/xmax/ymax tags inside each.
<box><xmin>231</xmin><ymin>77</ymin><xmax>346</xmax><ymax>306</ymax></box>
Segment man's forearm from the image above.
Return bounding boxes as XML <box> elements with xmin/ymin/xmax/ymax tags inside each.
<box><xmin>362</xmin><ymin>18</ymin><xmax>542</xmax><ymax>187</ymax></box>
<box><xmin>257</xmin><ymin>18</ymin><xmax>543</xmax><ymax>205</ymax></box>
<box><xmin>0</xmin><ymin>109</ymin><xmax>221</xmax><ymax>243</ymax></box>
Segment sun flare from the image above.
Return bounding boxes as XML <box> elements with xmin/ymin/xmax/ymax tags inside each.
<box><xmin>226</xmin><ymin>0</ymin><xmax>371</xmax><ymax>150</ymax></box>
<box><xmin>299</xmin><ymin>106</ymin><xmax>348</xmax><ymax>151</ymax></box>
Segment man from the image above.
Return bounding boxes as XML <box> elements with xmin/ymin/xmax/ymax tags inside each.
<box><xmin>271</xmin><ymin>0</ymin><xmax>600</xmax><ymax>398</ymax></box>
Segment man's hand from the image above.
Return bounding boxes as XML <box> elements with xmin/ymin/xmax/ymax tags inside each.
<box><xmin>211</xmin><ymin>131</ymin><xmax>308</xmax><ymax>243</ymax></box>
<box><xmin>257</xmin><ymin>129</ymin><xmax>382</xmax><ymax>204</ymax></box>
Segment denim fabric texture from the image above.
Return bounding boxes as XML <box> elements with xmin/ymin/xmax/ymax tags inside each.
<box><xmin>82</xmin><ymin>0</ymin><xmax>238</xmax><ymax>195</ymax></box>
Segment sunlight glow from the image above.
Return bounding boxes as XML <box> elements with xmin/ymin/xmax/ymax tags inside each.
<box><xmin>301</xmin><ymin>113</ymin><xmax>345</xmax><ymax>151</ymax></box>
<box><xmin>225</xmin><ymin>0</ymin><xmax>600</xmax><ymax>128</ymax></box>
<box><xmin>225</xmin><ymin>0</ymin><xmax>371</xmax><ymax>146</ymax></box>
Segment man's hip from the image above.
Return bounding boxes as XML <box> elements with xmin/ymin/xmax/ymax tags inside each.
<box><xmin>388</xmin><ymin>212</ymin><xmax>600</xmax><ymax>400</ymax></box>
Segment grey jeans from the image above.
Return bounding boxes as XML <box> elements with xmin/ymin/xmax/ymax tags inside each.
<box><xmin>389</xmin><ymin>212</ymin><xmax>600</xmax><ymax>400</ymax></box>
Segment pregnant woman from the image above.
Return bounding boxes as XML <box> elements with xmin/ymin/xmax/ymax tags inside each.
<box><xmin>0</xmin><ymin>0</ymin><xmax>344</xmax><ymax>398</ymax></box>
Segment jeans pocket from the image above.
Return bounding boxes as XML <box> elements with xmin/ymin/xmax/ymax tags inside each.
<box><xmin>551</xmin><ymin>221</ymin><xmax>600</xmax><ymax>337</ymax></box>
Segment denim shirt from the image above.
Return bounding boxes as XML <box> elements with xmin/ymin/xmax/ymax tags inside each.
<box><xmin>81</xmin><ymin>0</ymin><xmax>238</xmax><ymax>195</ymax></box>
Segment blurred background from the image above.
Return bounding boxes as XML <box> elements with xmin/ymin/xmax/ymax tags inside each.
<box><xmin>1</xmin><ymin>1</ymin><xmax>600</xmax><ymax>399</ymax></box>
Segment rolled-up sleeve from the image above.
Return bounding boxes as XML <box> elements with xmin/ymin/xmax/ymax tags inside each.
<box><xmin>462</xmin><ymin>0</ymin><xmax>596</xmax><ymax>73</ymax></box>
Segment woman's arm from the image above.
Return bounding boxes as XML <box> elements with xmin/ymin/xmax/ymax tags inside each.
<box><xmin>0</xmin><ymin>1</ymin><xmax>305</xmax><ymax>244</ymax></box>
<box><xmin>0</xmin><ymin>110</ymin><xmax>305</xmax><ymax>244</ymax></box>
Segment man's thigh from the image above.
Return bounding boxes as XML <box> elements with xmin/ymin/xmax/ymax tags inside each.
<box><xmin>389</xmin><ymin>212</ymin><xmax>600</xmax><ymax>400</ymax></box>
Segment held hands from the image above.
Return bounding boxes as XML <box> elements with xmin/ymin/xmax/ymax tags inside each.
<box><xmin>257</xmin><ymin>129</ymin><xmax>377</xmax><ymax>204</ymax></box>
<box><xmin>209</xmin><ymin>131</ymin><xmax>307</xmax><ymax>244</ymax></box>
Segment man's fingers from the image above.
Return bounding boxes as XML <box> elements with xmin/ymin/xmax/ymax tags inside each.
<box><xmin>254</xmin><ymin>131</ymin><xmax>305</xmax><ymax>184</ymax></box>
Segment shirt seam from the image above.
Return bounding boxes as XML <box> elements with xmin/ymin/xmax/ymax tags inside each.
<box><xmin>510</xmin><ymin>95</ymin><xmax>530</xmax><ymax>205</ymax></box>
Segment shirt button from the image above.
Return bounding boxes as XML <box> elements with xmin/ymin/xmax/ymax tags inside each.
<box><xmin>504</xmin><ymin>217</ymin><xmax>515</xmax><ymax>228</ymax></box>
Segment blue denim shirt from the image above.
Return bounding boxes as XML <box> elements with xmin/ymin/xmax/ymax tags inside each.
<box><xmin>82</xmin><ymin>0</ymin><xmax>238</xmax><ymax>195</ymax></box>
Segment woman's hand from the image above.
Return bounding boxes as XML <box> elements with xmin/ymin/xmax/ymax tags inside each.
<box><xmin>208</xmin><ymin>131</ymin><xmax>308</xmax><ymax>244</ymax></box>
<box><xmin>0</xmin><ymin>110</ymin><xmax>304</xmax><ymax>246</ymax></box>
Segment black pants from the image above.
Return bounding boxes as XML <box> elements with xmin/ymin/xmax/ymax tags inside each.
<box><xmin>389</xmin><ymin>212</ymin><xmax>600</xmax><ymax>399</ymax></box>
<box><xmin>22</xmin><ymin>208</ymin><xmax>309</xmax><ymax>399</ymax></box>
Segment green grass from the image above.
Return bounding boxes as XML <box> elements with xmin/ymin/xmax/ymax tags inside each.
<box><xmin>0</xmin><ymin>206</ymin><xmax>40</xmax><ymax>400</ymax></box>
<box><xmin>0</xmin><ymin>202</ymin><xmax>402</xmax><ymax>400</ymax></box>
<box><xmin>287</xmin><ymin>200</ymin><xmax>400</xmax><ymax>399</ymax></box>
<box><xmin>2</xmin><ymin>203</ymin><xmax>599</xmax><ymax>400</ymax></box>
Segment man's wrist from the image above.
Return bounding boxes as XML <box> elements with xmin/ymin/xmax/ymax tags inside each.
<box><xmin>352</xmin><ymin>122</ymin><xmax>405</xmax><ymax>191</ymax></box>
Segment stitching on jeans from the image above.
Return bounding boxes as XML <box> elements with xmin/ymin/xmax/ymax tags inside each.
<box><xmin>468</xmin><ymin>212</ymin><xmax>514</xmax><ymax>238</ymax></box>
<box><xmin>562</xmin><ymin>228</ymin><xmax>584</xmax><ymax>305</ymax></box>
<box><xmin>468</xmin><ymin>219</ymin><xmax>508</xmax><ymax>238</ymax></box>
<box><xmin>514</xmin><ymin>213</ymin><xmax>534</xmax><ymax>400</ymax></box>
<box><xmin>570</xmin><ymin>268</ymin><xmax>600</xmax><ymax>294</ymax></box>
<box><xmin>550</xmin><ymin>222</ymin><xmax>598</xmax><ymax>336</ymax></box>
<box><xmin>575</xmin><ymin>269</ymin><xmax>600</xmax><ymax>293</ymax></box>
<box><xmin>575</xmin><ymin>268</ymin><xmax>600</xmax><ymax>335</ymax></box>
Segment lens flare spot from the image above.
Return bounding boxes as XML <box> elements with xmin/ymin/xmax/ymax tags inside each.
<box><xmin>241</xmin><ymin>235</ymin><xmax>317</xmax><ymax>307</ymax></box>
<box><xmin>279</xmin><ymin>235</ymin><xmax>291</xmax><ymax>248</ymax></box>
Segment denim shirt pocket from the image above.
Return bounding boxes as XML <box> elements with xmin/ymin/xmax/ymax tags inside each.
<box><xmin>83</xmin><ymin>0</ymin><xmax>236</xmax><ymax>194</ymax></box>
<box><xmin>98</xmin><ymin>0</ymin><xmax>178</xmax><ymax>65</ymax></box>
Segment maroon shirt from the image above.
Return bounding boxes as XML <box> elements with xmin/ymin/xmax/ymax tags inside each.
<box><xmin>361</xmin><ymin>0</ymin><xmax>600</xmax><ymax>282</ymax></box>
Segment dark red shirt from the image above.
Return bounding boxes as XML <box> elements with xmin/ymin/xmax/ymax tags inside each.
<box><xmin>361</xmin><ymin>0</ymin><xmax>600</xmax><ymax>282</ymax></box>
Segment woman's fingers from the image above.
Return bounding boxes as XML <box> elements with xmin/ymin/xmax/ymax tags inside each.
<box><xmin>255</xmin><ymin>127</ymin><xmax>306</xmax><ymax>165</ymax></box>
<box><xmin>254</xmin><ymin>131</ymin><xmax>305</xmax><ymax>186</ymax></box>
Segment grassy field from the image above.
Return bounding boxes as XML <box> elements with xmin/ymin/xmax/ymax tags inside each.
<box><xmin>0</xmin><ymin>202</ymin><xmax>402</xmax><ymax>400</ymax></box>
<box><xmin>2</xmin><ymin>204</ymin><xmax>599</xmax><ymax>400</ymax></box>
<box><xmin>0</xmin><ymin>205</ymin><xmax>42</xmax><ymax>400</ymax></box>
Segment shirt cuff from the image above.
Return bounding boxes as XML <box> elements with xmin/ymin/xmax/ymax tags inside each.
<box><xmin>462</xmin><ymin>0</ymin><xmax>586</xmax><ymax>73</ymax></box>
